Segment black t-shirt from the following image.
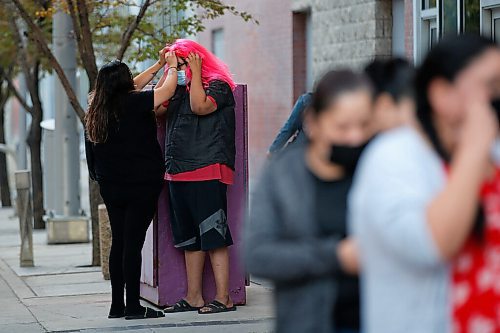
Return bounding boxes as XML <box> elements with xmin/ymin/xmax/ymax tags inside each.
<box><xmin>312</xmin><ymin>173</ymin><xmax>360</xmax><ymax>330</ymax></box>
<box><xmin>90</xmin><ymin>90</ymin><xmax>164</xmax><ymax>184</ymax></box>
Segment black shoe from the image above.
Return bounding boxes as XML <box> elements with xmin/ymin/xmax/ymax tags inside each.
<box><xmin>108</xmin><ymin>306</ymin><xmax>125</xmax><ymax>319</ymax></box>
<box><xmin>125</xmin><ymin>306</ymin><xmax>165</xmax><ymax>320</ymax></box>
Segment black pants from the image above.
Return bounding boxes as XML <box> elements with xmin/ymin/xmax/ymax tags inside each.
<box><xmin>99</xmin><ymin>180</ymin><xmax>163</xmax><ymax>313</ymax></box>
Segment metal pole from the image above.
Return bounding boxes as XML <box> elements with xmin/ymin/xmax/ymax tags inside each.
<box><xmin>16</xmin><ymin>75</ymin><xmax>27</xmax><ymax>170</ymax></box>
<box><xmin>52</xmin><ymin>9</ymin><xmax>81</xmax><ymax>216</ymax></box>
<box><xmin>15</xmin><ymin>170</ymin><xmax>34</xmax><ymax>267</ymax></box>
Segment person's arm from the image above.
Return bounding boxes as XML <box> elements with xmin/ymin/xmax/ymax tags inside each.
<box><xmin>133</xmin><ymin>47</ymin><xmax>168</xmax><ymax>90</ymax></box>
<box><xmin>268</xmin><ymin>94</ymin><xmax>309</xmax><ymax>154</ymax></box>
<box><xmin>426</xmin><ymin>100</ymin><xmax>496</xmax><ymax>260</ymax></box>
<box><xmin>186</xmin><ymin>52</ymin><xmax>218</xmax><ymax>116</ymax></box>
<box><xmin>153</xmin><ymin>73</ymin><xmax>168</xmax><ymax>115</ymax></box>
<box><xmin>153</xmin><ymin>51</ymin><xmax>178</xmax><ymax>112</ymax></box>
<box><xmin>244</xmin><ymin>163</ymin><xmax>347</xmax><ymax>283</ymax></box>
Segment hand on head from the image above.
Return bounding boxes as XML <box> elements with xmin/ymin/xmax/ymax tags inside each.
<box><xmin>165</xmin><ymin>50</ymin><xmax>178</xmax><ymax>69</ymax></box>
<box><xmin>158</xmin><ymin>47</ymin><xmax>168</xmax><ymax>67</ymax></box>
<box><xmin>186</xmin><ymin>52</ymin><xmax>202</xmax><ymax>75</ymax></box>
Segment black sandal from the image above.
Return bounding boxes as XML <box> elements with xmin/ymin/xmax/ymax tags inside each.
<box><xmin>198</xmin><ymin>300</ymin><xmax>236</xmax><ymax>314</ymax></box>
<box><xmin>125</xmin><ymin>307</ymin><xmax>165</xmax><ymax>320</ymax></box>
<box><xmin>164</xmin><ymin>299</ymin><xmax>203</xmax><ymax>313</ymax></box>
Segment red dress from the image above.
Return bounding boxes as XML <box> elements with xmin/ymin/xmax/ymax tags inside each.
<box><xmin>452</xmin><ymin>167</ymin><xmax>500</xmax><ymax>333</ymax></box>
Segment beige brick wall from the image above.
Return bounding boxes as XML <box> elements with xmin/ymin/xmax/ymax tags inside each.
<box><xmin>293</xmin><ymin>0</ymin><xmax>393</xmax><ymax>79</ymax></box>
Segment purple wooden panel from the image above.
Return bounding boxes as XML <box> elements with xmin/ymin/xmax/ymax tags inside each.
<box><xmin>141</xmin><ymin>85</ymin><xmax>248</xmax><ymax>307</ymax></box>
<box><xmin>140</xmin><ymin>223</ymin><xmax>154</xmax><ymax>285</ymax></box>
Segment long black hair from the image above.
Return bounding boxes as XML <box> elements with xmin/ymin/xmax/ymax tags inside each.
<box><xmin>86</xmin><ymin>60</ymin><xmax>135</xmax><ymax>143</ymax></box>
<box><xmin>416</xmin><ymin>34</ymin><xmax>496</xmax><ymax>161</ymax></box>
<box><xmin>416</xmin><ymin>34</ymin><xmax>497</xmax><ymax>240</ymax></box>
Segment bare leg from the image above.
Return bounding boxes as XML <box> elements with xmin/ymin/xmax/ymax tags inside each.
<box><xmin>183</xmin><ymin>250</ymin><xmax>206</xmax><ymax>307</ymax></box>
<box><xmin>206</xmin><ymin>247</ymin><xmax>233</xmax><ymax>308</ymax></box>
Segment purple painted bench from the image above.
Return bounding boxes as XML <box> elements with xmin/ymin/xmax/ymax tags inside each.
<box><xmin>140</xmin><ymin>85</ymin><xmax>248</xmax><ymax>306</ymax></box>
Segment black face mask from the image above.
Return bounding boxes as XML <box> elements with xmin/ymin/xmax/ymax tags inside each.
<box><xmin>329</xmin><ymin>141</ymin><xmax>370</xmax><ymax>173</ymax></box>
<box><xmin>492</xmin><ymin>98</ymin><xmax>500</xmax><ymax>122</ymax></box>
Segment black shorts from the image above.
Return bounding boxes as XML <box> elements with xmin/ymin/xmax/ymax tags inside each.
<box><xmin>168</xmin><ymin>180</ymin><xmax>233</xmax><ymax>251</ymax></box>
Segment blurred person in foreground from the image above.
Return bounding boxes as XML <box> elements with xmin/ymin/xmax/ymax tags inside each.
<box><xmin>85</xmin><ymin>50</ymin><xmax>178</xmax><ymax>319</ymax></box>
<box><xmin>364</xmin><ymin>58</ymin><xmax>415</xmax><ymax>131</ymax></box>
<box><xmin>245</xmin><ymin>69</ymin><xmax>373</xmax><ymax>333</ymax></box>
<box><xmin>349</xmin><ymin>34</ymin><xmax>500</xmax><ymax>333</ymax></box>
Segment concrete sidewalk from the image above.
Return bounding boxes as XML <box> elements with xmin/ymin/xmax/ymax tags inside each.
<box><xmin>0</xmin><ymin>207</ymin><xmax>274</xmax><ymax>333</ymax></box>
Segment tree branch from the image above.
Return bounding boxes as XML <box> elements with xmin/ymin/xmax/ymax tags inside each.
<box><xmin>65</xmin><ymin>0</ymin><xmax>97</xmax><ymax>87</ymax></box>
<box><xmin>0</xmin><ymin>66</ymin><xmax>14</xmax><ymax>111</ymax></box>
<box><xmin>8</xmin><ymin>17</ymin><xmax>34</xmax><ymax>89</ymax></box>
<box><xmin>8</xmin><ymin>14</ymin><xmax>45</xmax><ymax>125</ymax></box>
<box><xmin>136</xmin><ymin>26</ymin><xmax>164</xmax><ymax>44</ymax></box>
<box><xmin>0</xmin><ymin>67</ymin><xmax>33</xmax><ymax>116</ymax></box>
<box><xmin>65</xmin><ymin>0</ymin><xmax>85</xmax><ymax>62</ymax></box>
<box><xmin>8</xmin><ymin>14</ymin><xmax>45</xmax><ymax>122</ymax></box>
<box><xmin>116</xmin><ymin>0</ymin><xmax>151</xmax><ymax>61</ymax></box>
<box><xmin>9</xmin><ymin>0</ymin><xmax>86</xmax><ymax>123</ymax></box>
<box><xmin>75</xmin><ymin>0</ymin><xmax>98</xmax><ymax>85</ymax></box>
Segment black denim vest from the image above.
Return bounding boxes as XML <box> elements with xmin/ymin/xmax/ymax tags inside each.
<box><xmin>165</xmin><ymin>84</ymin><xmax>236</xmax><ymax>174</ymax></box>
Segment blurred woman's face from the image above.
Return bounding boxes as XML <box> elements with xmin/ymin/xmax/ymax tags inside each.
<box><xmin>307</xmin><ymin>89</ymin><xmax>373</xmax><ymax>150</ymax></box>
<box><xmin>430</xmin><ymin>48</ymin><xmax>500</xmax><ymax>129</ymax></box>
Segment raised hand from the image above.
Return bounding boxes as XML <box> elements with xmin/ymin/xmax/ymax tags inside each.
<box><xmin>158</xmin><ymin>47</ymin><xmax>168</xmax><ymax>67</ymax></box>
<box><xmin>165</xmin><ymin>51</ymin><xmax>178</xmax><ymax>69</ymax></box>
<box><xmin>186</xmin><ymin>52</ymin><xmax>202</xmax><ymax>76</ymax></box>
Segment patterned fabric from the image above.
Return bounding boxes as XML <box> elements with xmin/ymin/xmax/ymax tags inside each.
<box><xmin>452</xmin><ymin>167</ymin><xmax>500</xmax><ymax>333</ymax></box>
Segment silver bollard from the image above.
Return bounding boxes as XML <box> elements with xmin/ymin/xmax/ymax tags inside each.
<box><xmin>15</xmin><ymin>171</ymin><xmax>34</xmax><ymax>267</ymax></box>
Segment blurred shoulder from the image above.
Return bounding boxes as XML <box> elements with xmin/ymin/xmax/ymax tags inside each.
<box><xmin>362</xmin><ymin>126</ymin><xmax>427</xmax><ymax>164</ymax></box>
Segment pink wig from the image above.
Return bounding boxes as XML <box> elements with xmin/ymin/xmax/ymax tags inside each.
<box><xmin>165</xmin><ymin>39</ymin><xmax>236</xmax><ymax>91</ymax></box>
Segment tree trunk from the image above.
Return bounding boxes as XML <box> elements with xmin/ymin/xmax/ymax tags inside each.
<box><xmin>9</xmin><ymin>0</ymin><xmax>86</xmax><ymax>122</ymax></box>
<box><xmin>0</xmin><ymin>104</ymin><xmax>12</xmax><ymax>207</ymax></box>
<box><xmin>27</xmin><ymin>110</ymin><xmax>44</xmax><ymax>229</ymax></box>
<box><xmin>90</xmin><ymin>179</ymin><xmax>103</xmax><ymax>266</ymax></box>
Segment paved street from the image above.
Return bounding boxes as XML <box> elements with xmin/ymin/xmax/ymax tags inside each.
<box><xmin>0</xmin><ymin>208</ymin><xmax>274</xmax><ymax>333</ymax></box>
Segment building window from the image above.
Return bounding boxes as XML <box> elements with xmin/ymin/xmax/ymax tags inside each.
<box><xmin>481</xmin><ymin>0</ymin><xmax>500</xmax><ymax>42</ymax></box>
<box><xmin>464</xmin><ymin>0</ymin><xmax>480</xmax><ymax>33</ymax></box>
<box><xmin>442</xmin><ymin>0</ymin><xmax>458</xmax><ymax>35</ymax></box>
<box><xmin>423</xmin><ymin>0</ymin><xmax>437</xmax><ymax>9</ymax></box>
<box><xmin>416</xmin><ymin>0</ymin><xmax>483</xmax><ymax>62</ymax></box>
<box><xmin>212</xmin><ymin>28</ymin><xmax>224</xmax><ymax>61</ymax></box>
<box><xmin>392</xmin><ymin>0</ymin><xmax>406</xmax><ymax>56</ymax></box>
<box><xmin>292</xmin><ymin>10</ymin><xmax>312</xmax><ymax>102</ymax></box>
<box><xmin>416</xmin><ymin>0</ymin><xmax>438</xmax><ymax>62</ymax></box>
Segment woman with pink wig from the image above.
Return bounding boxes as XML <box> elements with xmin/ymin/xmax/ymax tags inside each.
<box><xmin>157</xmin><ymin>39</ymin><xmax>237</xmax><ymax>315</ymax></box>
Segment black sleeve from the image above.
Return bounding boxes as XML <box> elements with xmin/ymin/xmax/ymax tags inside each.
<box><xmin>127</xmin><ymin>90</ymin><xmax>154</xmax><ymax>113</ymax></box>
<box><xmin>84</xmin><ymin>134</ymin><xmax>97</xmax><ymax>181</ymax></box>
<box><xmin>205</xmin><ymin>80</ymin><xmax>234</xmax><ymax>110</ymax></box>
